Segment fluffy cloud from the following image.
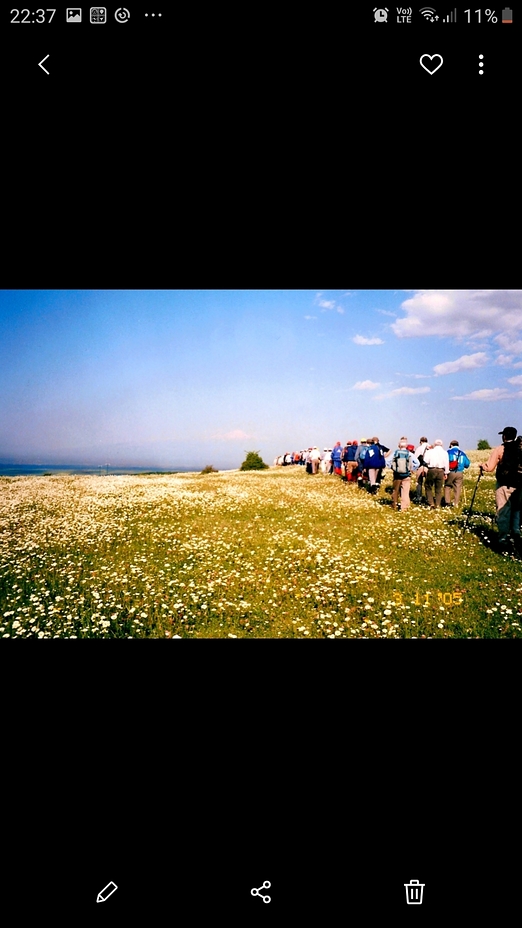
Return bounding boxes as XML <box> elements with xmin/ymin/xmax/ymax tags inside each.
<box><xmin>212</xmin><ymin>429</ymin><xmax>254</xmax><ymax>440</ymax></box>
<box><xmin>507</xmin><ymin>375</ymin><xmax>522</xmax><ymax>385</ymax></box>
<box><xmin>392</xmin><ymin>290</ymin><xmax>522</xmax><ymax>339</ymax></box>
<box><xmin>314</xmin><ymin>293</ymin><xmax>344</xmax><ymax>314</ymax></box>
<box><xmin>433</xmin><ymin>352</ymin><xmax>489</xmax><ymax>375</ymax></box>
<box><xmin>353</xmin><ymin>335</ymin><xmax>384</xmax><ymax>345</ymax></box>
<box><xmin>390</xmin><ymin>386</ymin><xmax>430</xmax><ymax>395</ymax></box>
<box><xmin>452</xmin><ymin>388</ymin><xmax>520</xmax><ymax>401</ymax></box>
<box><xmin>353</xmin><ymin>380</ymin><xmax>380</xmax><ymax>390</ymax></box>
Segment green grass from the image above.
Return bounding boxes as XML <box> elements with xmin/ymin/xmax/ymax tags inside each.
<box><xmin>0</xmin><ymin>462</ymin><xmax>520</xmax><ymax>638</ymax></box>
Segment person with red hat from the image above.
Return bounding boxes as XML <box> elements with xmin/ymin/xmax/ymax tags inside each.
<box><xmin>480</xmin><ymin>426</ymin><xmax>522</xmax><ymax>551</ymax></box>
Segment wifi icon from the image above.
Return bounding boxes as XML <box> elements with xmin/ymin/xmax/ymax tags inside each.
<box><xmin>420</xmin><ymin>6</ymin><xmax>439</xmax><ymax>20</ymax></box>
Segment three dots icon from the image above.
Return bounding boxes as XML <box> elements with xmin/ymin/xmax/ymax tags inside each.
<box><xmin>479</xmin><ymin>53</ymin><xmax>484</xmax><ymax>74</ymax></box>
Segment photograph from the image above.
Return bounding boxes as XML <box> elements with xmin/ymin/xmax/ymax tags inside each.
<box><xmin>1</xmin><ymin>289</ymin><xmax>521</xmax><ymax>640</ymax></box>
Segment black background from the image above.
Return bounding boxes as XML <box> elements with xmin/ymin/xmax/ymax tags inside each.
<box><xmin>2</xmin><ymin>5</ymin><xmax>520</xmax><ymax>923</ymax></box>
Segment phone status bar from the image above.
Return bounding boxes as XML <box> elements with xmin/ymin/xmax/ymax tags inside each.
<box><xmin>372</xmin><ymin>7</ymin><xmax>514</xmax><ymax>23</ymax></box>
<box><xmin>8</xmin><ymin>8</ymin><xmax>166</xmax><ymax>26</ymax></box>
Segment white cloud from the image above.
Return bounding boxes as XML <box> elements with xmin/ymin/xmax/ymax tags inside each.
<box><xmin>452</xmin><ymin>388</ymin><xmax>521</xmax><ymax>401</ymax></box>
<box><xmin>314</xmin><ymin>292</ymin><xmax>345</xmax><ymax>314</ymax></box>
<box><xmin>392</xmin><ymin>290</ymin><xmax>522</xmax><ymax>339</ymax></box>
<box><xmin>495</xmin><ymin>334</ymin><xmax>522</xmax><ymax>354</ymax></box>
<box><xmin>390</xmin><ymin>386</ymin><xmax>430</xmax><ymax>395</ymax></box>
<box><xmin>495</xmin><ymin>354</ymin><xmax>514</xmax><ymax>366</ymax></box>
<box><xmin>353</xmin><ymin>335</ymin><xmax>384</xmax><ymax>345</ymax></box>
<box><xmin>507</xmin><ymin>375</ymin><xmax>522</xmax><ymax>385</ymax></box>
<box><xmin>304</xmin><ymin>315</ymin><xmax>317</xmax><ymax>320</ymax></box>
<box><xmin>353</xmin><ymin>380</ymin><xmax>380</xmax><ymax>390</ymax></box>
<box><xmin>433</xmin><ymin>352</ymin><xmax>489</xmax><ymax>375</ymax></box>
<box><xmin>212</xmin><ymin>429</ymin><xmax>254</xmax><ymax>441</ymax></box>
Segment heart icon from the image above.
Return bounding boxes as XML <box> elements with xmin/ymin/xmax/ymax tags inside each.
<box><xmin>420</xmin><ymin>53</ymin><xmax>443</xmax><ymax>74</ymax></box>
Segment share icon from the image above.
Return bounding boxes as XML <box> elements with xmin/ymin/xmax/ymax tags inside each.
<box><xmin>251</xmin><ymin>880</ymin><xmax>271</xmax><ymax>903</ymax></box>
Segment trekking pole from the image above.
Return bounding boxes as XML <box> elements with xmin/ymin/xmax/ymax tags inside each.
<box><xmin>464</xmin><ymin>470</ymin><xmax>482</xmax><ymax>530</ymax></box>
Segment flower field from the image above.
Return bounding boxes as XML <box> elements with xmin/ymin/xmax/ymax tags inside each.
<box><xmin>1</xmin><ymin>464</ymin><xmax>521</xmax><ymax>638</ymax></box>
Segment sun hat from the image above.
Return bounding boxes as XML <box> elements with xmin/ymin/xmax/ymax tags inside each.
<box><xmin>499</xmin><ymin>426</ymin><xmax>517</xmax><ymax>440</ymax></box>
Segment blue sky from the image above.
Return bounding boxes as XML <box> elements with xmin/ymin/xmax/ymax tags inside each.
<box><xmin>1</xmin><ymin>289</ymin><xmax>521</xmax><ymax>467</ymax></box>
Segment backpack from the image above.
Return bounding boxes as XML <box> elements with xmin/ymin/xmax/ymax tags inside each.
<box><xmin>496</xmin><ymin>438</ymin><xmax>522</xmax><ymax>487</ymax></box>
<box><xmin>366</xmin><ymin>445</ymin><xmax>386</xmax><ymax>469</ymax></box>
<box><xmin>448</xmin><ymin>448</ymin><xmax>462</xmax><ymax>471</ymax></box>
<box><xmin>392</xmin><ymin>449</ymin><xmax>411</xmax><ymax>478</ymax></box>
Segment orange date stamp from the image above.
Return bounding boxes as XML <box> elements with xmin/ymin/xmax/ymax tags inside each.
<box><xmin>393</xmin><ymin>591</ymin><xmax>464</xmax><ymax>606</ymax></box>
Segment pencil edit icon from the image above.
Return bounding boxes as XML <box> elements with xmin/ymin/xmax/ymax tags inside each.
<box><xmin>97</xmin><ymin>881</ymin><xmax>118</xmax><ymax>903</ymax></box>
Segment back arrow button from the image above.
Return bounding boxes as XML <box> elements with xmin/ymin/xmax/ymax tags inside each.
<box><xmin>38</xmin><ymin>55</ymin><xmax>50</xmax><ymax>75</ymax></box>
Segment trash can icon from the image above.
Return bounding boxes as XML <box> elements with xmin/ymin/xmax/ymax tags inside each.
<box><xmin>404</xmin><ymin>879</ymin><xmax>425</xmax><ymax>905</ymax></box>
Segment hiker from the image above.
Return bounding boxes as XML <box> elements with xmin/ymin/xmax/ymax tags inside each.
<box><xmin>479</xmin><ymin>426</ymin><xmax>522</xmax><ymax>550</ymax></box>
<box><xmin>310</xmin><ymin>446</ymin><xmax>321</xmax><ymax>474</ymax></box>
<box><xmin>320</xmin><ymin>448</ymin><xmax>332</xmax><ymax>474</ymax></box>
<box><xmin>415</xmin><ymin>436</ymin><xmax>430</xmax><ymax>503</ymax></box>
<box><xmin>423</xmin><ymin>439</ymin><xmax>450</xmax><ymax>509</ymax></box>
<box><xmin>355</xmin><ymin>439</ymin><xmax>370</xmax><ymax>488</ymax></box>
<box><xmin>331</xmin><ymin>441</ymin><xmax>343</xmax><ymax>476</ymax></box>
<box><xmin>391</xmin><ymin>440</ymin><xmax>419</xmax><ymax>511</ymax></box>
<box><xmin>341</xmin><ymin>442</ymin><xmax>351</xmax><ymax>480</ymax></box>
<box><xmin>365</xmin><ymin>436</ymin><xmax>390</xmax><ymax>494</ymax></box>
<box><xmin>444</xmin><ymin>440</ymin><xmax>471</xmax><ymax>507</ymax></box>
<box><xmin>345</xmin><ymin>440</ymin><xmax>359</xmax><ymax>482</ymax></box>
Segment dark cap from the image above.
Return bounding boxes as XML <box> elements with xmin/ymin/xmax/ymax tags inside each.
<box><xmin>499</xmin><ymin>427</ymin><xmax>517</xmax><ymax>440</ymax></box>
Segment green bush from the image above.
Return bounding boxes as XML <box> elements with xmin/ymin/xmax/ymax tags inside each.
<box><xmin>477</xmin><ymin>439</ymin><xmax>491</xmax><ymax>450</ymax></box>
<box><xmin>200</xmin><ymin>465</ymin><xmax>219</xmax><ymax>474</ymax></box>
<box><xmin>240</xmin><ymin>450</ymin><xmax>269</xmax><ymax>471</ymax></box>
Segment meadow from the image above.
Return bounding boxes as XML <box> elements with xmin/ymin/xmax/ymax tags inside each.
<box><xmin>1</xmin><ymin>458</ymin><xmax>521</xmax><ymax>639</ymax></box>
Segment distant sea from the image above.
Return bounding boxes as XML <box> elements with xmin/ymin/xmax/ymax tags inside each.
<box><xmin>0</xmin><ymin>464</ymin><xmax>198</xmax><ymax>477</ymax></box>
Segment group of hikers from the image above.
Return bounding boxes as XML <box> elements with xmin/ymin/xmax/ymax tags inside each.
<box><xmin>274</xmin><ymin>427</ymin><xmax>522</xmax><ymax>549</ymax></box>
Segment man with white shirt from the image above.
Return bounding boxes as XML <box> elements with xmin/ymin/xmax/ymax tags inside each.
<box><xmin>423</xmin><ymin>439</ymin><xmax>450</xmax><ymax>509</ymax></box>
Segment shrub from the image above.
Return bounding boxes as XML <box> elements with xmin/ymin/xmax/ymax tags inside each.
<box><xmin>239</xmin><ymin>451</ymin><xmax>269</xmax><ymax>471</ymax></box>
<box><xmin>477</xmin><ymin>439</ymin><xmax>491</xmax><ymax>450</ymax></box>
<box><xmin>200</xmin><ymin>465</ymin><xmax>219</xmax><ymax>474</ymax></box>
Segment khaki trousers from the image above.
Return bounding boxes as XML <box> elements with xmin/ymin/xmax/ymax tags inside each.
<box><xmin>495</xmin><ymin>484</ymin><xmax>521</xmax><ymax>539</ymax></box>
<box><xmin>392</xmin><ymin>477</ymin><xmax>411</xmax><ymax>510</ymax></box>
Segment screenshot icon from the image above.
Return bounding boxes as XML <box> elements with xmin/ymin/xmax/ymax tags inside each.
<box><xmin>90</xmin><ymin>7</ymin><xmax>107</xmax><ymax>23</ymax></box>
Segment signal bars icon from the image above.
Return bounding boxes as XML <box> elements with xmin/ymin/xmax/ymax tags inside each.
<box><xmin>442</xmin><ymin>7</ymin><xmax>457</xmax><ymax>20</ymax></box>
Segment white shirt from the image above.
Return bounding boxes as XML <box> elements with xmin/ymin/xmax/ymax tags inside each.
<box><xmin>423</xmin><ymin>446</ymin><xmax>450</xmax><ymax>474</ymax></box>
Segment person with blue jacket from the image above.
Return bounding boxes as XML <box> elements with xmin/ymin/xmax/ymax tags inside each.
<box><xmin>365</xmin><ymin>436</ymin><xmax>390</xmax><ymax>495</ymax></box>
<box><xmin>444</xmin><ymin>440</ymin><xmax>471</xmax><ymax>507</ymax></box>
<box><xmin>331</xmin><ymin>441</ymin><xmax>343</xmax><ymax>475</ymax></box>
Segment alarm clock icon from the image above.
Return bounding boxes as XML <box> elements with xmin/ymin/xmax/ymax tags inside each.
<box><xmin>373</xmin><ymin>7</ymin><xmax>389</xmax><ymax>21</ymax></box>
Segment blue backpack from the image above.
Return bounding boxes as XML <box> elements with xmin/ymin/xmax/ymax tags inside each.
<box><xmin>392</xmin><ymin>449</ymin><xmax>411</xmax><ymax>478</ymax></box>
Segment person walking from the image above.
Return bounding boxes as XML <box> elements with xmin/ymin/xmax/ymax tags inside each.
<box><xmin>355</xmin><ymin>439</ymin><xmax>370</xmax><ymax>488</ymax></box>
<box><xmin>415</xmin><ymin>436</ymin><xmax>430</xmax><ymax>503</ymax></box>
<box><xmin>479</xmin><ymin>426</ymin><xmax>522</xmax><ymax>551</ymax></box>
<box><xmin>390</xmin><ymin>439</ymin><xmax>419</xmax><ymax>511</ymax></box>
<box><xmin>365</xmin><ymin>437</ymin><xmax>390</xmax><ymax>494</ymax></box>
<box><xmin>331</xmin><ymin>441</ymin><xmax>343</xmax><ymax>476</ymax></box>
<box><xmin>310</xmin><ymin>446</ymin><xmax>321</xmax><ymax>474</ymax></box>
<box><xmin>444</xmin><ymin>440</ymin><xmax>471</xmax><ymax>507</ymax></box>
<box><xmin>423</xmin><ymin>439</ymin><xmax>449</xmax><ymax>509</ymax></box>
<box><xmin>345</xmin><ymin>440</ymin><xmax>359</xmax><ymax>482</ymax></box>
